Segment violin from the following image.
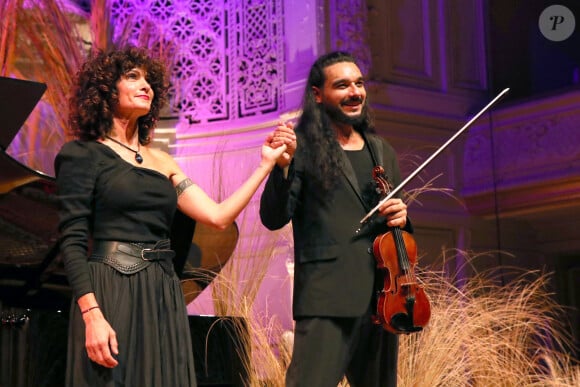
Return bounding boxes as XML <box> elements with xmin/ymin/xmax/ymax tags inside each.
<box><xmin>371</xmin><ymin>165</ymin><xmax>431</xmax><ymax>334</ymax></box>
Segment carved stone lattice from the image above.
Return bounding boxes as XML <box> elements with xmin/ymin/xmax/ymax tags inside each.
<box><xmin>328</xmin><ymin>0</ymin><xmax>371</xmax><ymax>75</ymax></box>
<box><xmin>109</xmin><ymin>0</ymin><xmax>283</xmax><ymax>125</ymax></box>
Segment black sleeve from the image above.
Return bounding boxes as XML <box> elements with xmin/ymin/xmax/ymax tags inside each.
<box><xmin>54</xmin><ymin>141</ymin><xmax>97</xmax><ymax>300</ymax></box>
<box><xmin>259</xmin><ymin>163</ymin><xmax>294</xmax><ymax>230</ymax></box>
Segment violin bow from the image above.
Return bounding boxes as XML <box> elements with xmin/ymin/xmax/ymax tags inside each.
<box><xmin>357</xmin><ymin>87</ymin><xmax>510</xmax><ymax>232</ymax></box>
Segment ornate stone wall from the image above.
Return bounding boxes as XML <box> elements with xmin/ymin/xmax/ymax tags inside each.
<box><xmin>463</xmin><ymin>90</ymin><xmax>580</xmax><ymax>228</ymax></box>
<box><xmin>110</xmin><ymin>0</ymin><xmax>284</xmax><ymax>125</ymax></box>
<box><xmin>326</xmin><ymin>0</ymin><xmax>372</xmax><ymax>74</ymax></box>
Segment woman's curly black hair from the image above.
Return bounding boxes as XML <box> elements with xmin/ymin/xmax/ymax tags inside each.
<box><xmin>68</xmin><ymin>46</ymin><xmax>169</xmax><ymax>145</ymax></box>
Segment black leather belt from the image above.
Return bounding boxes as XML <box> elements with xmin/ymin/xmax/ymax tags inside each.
<box><xmin>90</xmin><ymin>239</ymin><xmax>175</xmax><ymax>275</ymax></box>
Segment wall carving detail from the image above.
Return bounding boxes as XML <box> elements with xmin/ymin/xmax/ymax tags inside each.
<box><xmin>328</xmin><ymin>0</ymin><xmax>371</xmax><ymax>75</ymax></box>
<box><xmin>110</xmin><ymin>0</ymin><xmax>284</xmax><ymax>126</ymax></box>
<box><xmin>462</xmin><ymin>91</ymin><xmax>580</xmax><ymax>216</ymax></box>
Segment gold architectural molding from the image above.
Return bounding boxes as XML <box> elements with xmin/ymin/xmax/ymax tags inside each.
<box><xmin>463</xmin><ymin>89</ymin><xmax>580</xmax><ymax>219</ymax></box>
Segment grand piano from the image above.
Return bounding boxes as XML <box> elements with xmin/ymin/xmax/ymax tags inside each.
<box><xmin>0</xmin><ymin>77</ymin><xmax>248</xmax><ymax>386</ymax></box>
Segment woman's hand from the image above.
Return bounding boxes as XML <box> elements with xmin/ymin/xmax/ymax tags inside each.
<box><xmin>378</xmin><ymin>198</ymin><xmax>407</xmax><ymax>228</ymax></box>
<box><xmin>83</xmin><ymin>308</ymin><xmax>119</xmax><ymax>368</ymax></box>
<box><xmin>261</xmin><ymin>135</ymin><xmax>288</xmax><ymax>170</ymax></box>
<box><xmin>262</xmin><ymin>123</ymin><xmax>296</xmax><ymax>169</ymax></box>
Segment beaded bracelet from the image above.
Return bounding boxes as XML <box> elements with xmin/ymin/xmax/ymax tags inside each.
<box><xmin>81</xmin><ymin>306</ymin><xmax>100</xmax><ymax>315</ymax></box>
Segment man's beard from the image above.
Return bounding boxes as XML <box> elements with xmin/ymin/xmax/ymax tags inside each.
<box><xmin>323</xmin><ymin>98</ymin><xmax>368</xmax><ymax>126</ymax></box>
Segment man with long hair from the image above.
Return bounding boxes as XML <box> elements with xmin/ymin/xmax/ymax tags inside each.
<box><xmin>260</xmin><ymin>51</ymin><xmax>411</xmax><ymax>386</ymax></box>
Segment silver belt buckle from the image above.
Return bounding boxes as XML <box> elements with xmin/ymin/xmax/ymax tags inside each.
<box><xmin>141</xmin><ymin>248</ymin><xmax>154</xmax><ymax>261</ymax></box>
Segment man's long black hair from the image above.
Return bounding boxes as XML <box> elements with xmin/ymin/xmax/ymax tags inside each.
<box><xmin>296</xmin><ymin>51</ymin><xmax>374</xmax><ymax>194</ymax></box>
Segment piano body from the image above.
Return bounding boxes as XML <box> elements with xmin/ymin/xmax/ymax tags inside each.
<box><xmin>0</xmin><ymin>76</ymin><xmax>68</xmax><ymax>387</ymax></box>
<box><xmin>0</xmin><ymin>77</ymin><xmax>248</xmax><ymax>386</ymax></box>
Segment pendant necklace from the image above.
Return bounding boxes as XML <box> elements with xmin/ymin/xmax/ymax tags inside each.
<box><xmin>105</xmin><ymin>135</ymin><xmax>143</xmax><ymax>164</ymax></box>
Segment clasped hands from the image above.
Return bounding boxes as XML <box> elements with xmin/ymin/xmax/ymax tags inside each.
<box><xmin>267</xmin><ymin>121</ymin><xmax>297</xmax><ymax>168</ymax></box>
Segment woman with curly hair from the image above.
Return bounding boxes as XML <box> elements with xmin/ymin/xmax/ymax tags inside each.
<box><xmin>55</xmin><ymin>46</ymin><xmax>287</xmax><ymax>386</ymax></box>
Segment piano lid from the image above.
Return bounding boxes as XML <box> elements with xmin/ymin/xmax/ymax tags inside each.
<box><xmin>0</xmin><ymin>76</ymin><xmax>53</xmax><ymax>193</ymax></box>
<box><xmin>0</xmin><ymin>76</ymin><xmax>47</xmax><ymax>151</ymax></box>
<box><xmin>0</xmin><ymin>77</ymin><xmax>53</xmax><ymax>261</ymax></box>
